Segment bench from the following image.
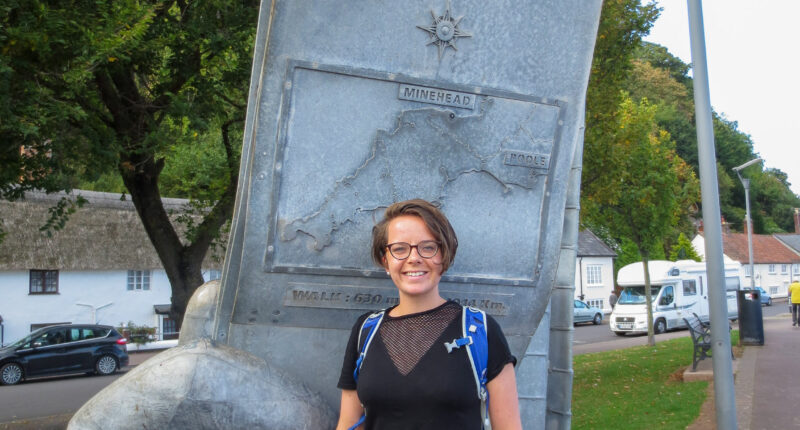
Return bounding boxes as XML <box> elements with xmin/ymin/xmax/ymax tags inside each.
<box><xmin>683</xmin><ymin>314</ymin><xmax>711</xmax><ymax>372</ymax></box>
<box><xmin>683</xmin><ymin>313</ymin><xmax>734</xmax><ymax>372</ymax></box>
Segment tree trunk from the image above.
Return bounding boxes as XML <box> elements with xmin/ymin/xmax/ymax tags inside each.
<box><xmin>118</xmin><ymin>151</ymin><xmax>235</xmax><ymax>323</ymax></box>
<box><xmin>643</xmin><ymin>257</ymin><xmax>656</xmax><ymax>346</ymax></box>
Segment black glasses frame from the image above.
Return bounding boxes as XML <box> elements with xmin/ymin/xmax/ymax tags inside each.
<box><xmin>385</xmin><ymin>241</ymin><xmax>440</xmax><ymax>260</ymax></box>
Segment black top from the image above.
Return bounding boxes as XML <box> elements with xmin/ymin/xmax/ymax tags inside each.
<box><xmin>338</xmin><ymin>301</ymin><xmax>516</xmax><ymax>429</ymax></box>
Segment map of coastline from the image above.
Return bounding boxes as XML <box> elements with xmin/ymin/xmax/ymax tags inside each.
<box><xmin>279</xmin><ymin>96</ymin><xmax>559</xmax><ymax>252</ymax></box>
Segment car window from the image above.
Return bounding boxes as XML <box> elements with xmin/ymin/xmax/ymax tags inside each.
<box><xmin>47</xmin><ymin>328</ymin><xmax>67</xmax><ymax>345</ymax></box>
<box><xmin>67</xmin><ymin>328</ymin><xmax>81</xmax><ymax>342</ymax></box>
<box><xmin>659</xmin><ymin>286</ymin><xmax>675</xmax><ymax>305</ymax></box>
<box><xmin>91</xmin><ymin>328</ymin><xmax>110</xmax><ymax>338</ymax></box>
<box><xmin>574</xmin><ymin>300</ymin><xmax>587</xmax><ymax>309</ymax></box>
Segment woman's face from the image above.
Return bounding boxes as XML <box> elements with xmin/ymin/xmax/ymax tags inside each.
<box><xmin>383</xmin><ymin>215</ymin><xmax>444</xmax><ymax>301</ymax></box>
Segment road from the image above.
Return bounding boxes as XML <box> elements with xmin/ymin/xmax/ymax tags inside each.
<box><xmin>0</xmin><ymin>303</ymin><xmax>789</xmax><ymax>425</ymax></box>
<box><xmin>0</xmin><ymin>351</ymin><xmax>160</xmax><ymax>425</ymax></box>
<box><xmin>573</xmin><ymin>298</ymin><xmax>788</xmax><ymax>354</ymax></box>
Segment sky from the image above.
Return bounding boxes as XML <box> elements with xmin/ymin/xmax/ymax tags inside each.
<box><xmin>644</xmin><ymin>1</ymin><xmax>800</xmax><ymax>196</ymax></box>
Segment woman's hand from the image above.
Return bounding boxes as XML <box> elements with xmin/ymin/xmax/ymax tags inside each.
<box><xmin>336</xmin><ymin>389</ymin><xmax>364</xmax><ymax>430</ymax></box>
<box><xmin>487</xmin><ymin>363</ymin><xmax>523</xmax><ymax>430</ymax></box>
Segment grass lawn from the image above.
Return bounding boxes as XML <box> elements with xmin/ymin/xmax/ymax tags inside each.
<box><xmin>571</xmin><ymin>331</ymin><xmax>739</xmax><ymax>430</ymax></box>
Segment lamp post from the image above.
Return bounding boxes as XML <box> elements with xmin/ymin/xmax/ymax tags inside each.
<box><xmin>733</xmin><ymin>158</ymin><xmax>763</xmax><ymax>289</ymax></box>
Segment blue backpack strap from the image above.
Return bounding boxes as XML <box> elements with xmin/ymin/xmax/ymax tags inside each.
<box><xmin>349</xmin><ymin>310</ymin><xmax>385</xmax><ymax>430</ymax></box>
<box><xmin>464</xmin><ymin>306</ymin><xmax>490</xmax><ymax>429</ymax></box>
<box><xmin>353</xmin><ymin>310</ymin><xmax>385</xmax><ymax>382</ymax></box>
<box><xmin>444</xmin><ymin>306</ymin><xmax>490</xmax><ymax>429</ymax></box>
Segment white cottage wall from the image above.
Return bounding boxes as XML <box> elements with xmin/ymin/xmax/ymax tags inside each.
<box><xmin>573</xmin><ymin>256</ymin><xmax>615</xmax><ymax>313</ymax></box>
<box><xmin>0</xmin><ymin>269</ymin><xmax>172</xmax><ymax>345</ymax></box>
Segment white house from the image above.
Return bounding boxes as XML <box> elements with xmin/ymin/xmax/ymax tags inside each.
<box><xmin>574</xmin><ymin>230</ymin><xmax>617</xmax><ymax>312</ymax></box>
<box><xmin>692</xmin><ymin>231</ymin><xmax>800</xmax><ymax>298</ymax></box>
<box><xmin>0</xmin><ymin>190</ymin><xmax>223</xmax><ymax>346</ymax></box>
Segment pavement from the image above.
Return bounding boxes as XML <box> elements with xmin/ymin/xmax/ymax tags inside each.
<box><xmin>682</xmin><ymin>309</ymin><xmax>800</xmax><ymax>429</ymax></box>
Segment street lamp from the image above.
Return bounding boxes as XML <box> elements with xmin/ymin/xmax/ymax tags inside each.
<box><xmin>733</xmin><ymin>158</ymin><xmax>763</xmax><ymax>289</ymax></box>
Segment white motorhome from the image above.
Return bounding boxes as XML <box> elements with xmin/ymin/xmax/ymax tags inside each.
<box><xmin>609</xmin><ymin>260</ymin><xmax>741</xmax><ymax>336</ymax></box>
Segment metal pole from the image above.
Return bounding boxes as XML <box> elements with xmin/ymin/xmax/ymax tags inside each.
<box><xmin>687</xmin><ymin>1</ymin><xmax>737</xmax><ymax>429</ymax></box>
<box><xmin>743</xmin><ymin>179</ymin><xmax>756</xmax><ymax>289</ymax></box>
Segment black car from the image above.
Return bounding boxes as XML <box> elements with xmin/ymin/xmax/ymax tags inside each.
<box><xmin>0</xmin><ymin>324</ymin><xmax>129</xmax><ymax>385</ymax></box>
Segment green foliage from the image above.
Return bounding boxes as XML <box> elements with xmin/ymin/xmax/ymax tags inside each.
<box><xmin>1</xmin><ymin>0</ymin><xmax>258</xmax><ymax>318</ymax></box>
<box><xmin>117</xmin><ymin>321</ymin><xmax>156</xmax><ymax>345</ymax></box>
<box><xmin>582</xmin><ymin>0</ymin><xmax>661</xmax><ymax>196</ymax></box>
<box><xmin>589</xmin><ymin>94</ymin><xmax>698</xmax><ymax>258</ymax></box>
<box><xmin>572</xmin><ymin>336</ymin><xmax>708</xmax><ymax>429</ymax></box>
<box><xmin>628</xmin><ymin>40</ymin><xmax>800</xmax><ymax>236</ymax></box>
<box><xmin>669</xmin><ymin>233</ymin><xmax>701</xmax><ymax>262</ymax></box>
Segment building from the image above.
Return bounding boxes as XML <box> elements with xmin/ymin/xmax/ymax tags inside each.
<box><xmin>574</xmin><ymin>230</ymin><xmax>617</xmax><ymax>312</ymax></box>
<box><xmin>0</xmin><ymin>190</ymin><xmax>223</xmax><ymax>346</ymax></box>
<box><xmin>692</xmin><ymin>231</ymin><xmax>800</xmax><ymax>298</ymax></box>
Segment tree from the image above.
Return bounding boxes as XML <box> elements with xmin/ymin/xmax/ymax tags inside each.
<box><xmin>669</xmin><ymin>233</ymin><xmax>701</xmax><ymax>262</ymax></box>
<box><xmin>581</xmin><ymin>0</ymin><xmax>660</xmax><ymax>199</ymax></box>
<box><xmin>590</xmin><ymin>94</ymin><xmax>699</xmax><ymax>346</ymax></box>
<box><xmin>1</xmin><ymin>0</ymin><xmax>259</xmax><ymax>321</ymax></box>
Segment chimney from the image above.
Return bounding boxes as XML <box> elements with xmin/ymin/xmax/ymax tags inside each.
<box><xmin>795</xmin><ymin>208</ymin><xmax>800</xmax><ymax>234</ymax></box>
<box><xmin>698</xmin><ymin>219</ymin><xmax>704</xmax><ymax>233</ymax></box>
<box><xmin>721</xmin><ymin>216</ymin><xmax>730</xmax><ymax>234</ymax></box>
<box><xmin>743</xmin><ymin>218</ymin><xmax>749</xmax><ymax>235</ymax></box>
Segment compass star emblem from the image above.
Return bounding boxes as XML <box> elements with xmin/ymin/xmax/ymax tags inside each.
<box><xmin>416</xmin><ymin>0</ymin><xmax>472</xmax><ymax>59</ymax></box>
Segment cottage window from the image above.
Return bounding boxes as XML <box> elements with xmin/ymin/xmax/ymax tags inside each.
<box><xmin>30</xmin><ymin>270</ymin><xmax>59</xmax><ymax>294</ymax></box>
<box><xmin>794</xmin><ymin>265</ymin><xmax>800</xmax><ymax>276</ymax></box>
<box><xmin>586</xmin><ymin>265</ymin><xmax>603</xmax><ymax>285</ymax></box>
<box><xmin>587</xmin><ymin>299</ymin><xmax>604</xmax><ymax>309</ymax></box>
<box><xmin>768</xmin><ymin>264</ymin><xmax>776</xmax><ymax>274</ymax></box>
<box><xmin>781</xmin><ymin>264</ymin><xmax>788</xmax><ymax>274</ymax></box>
<box><xmin>127</xmin><ymin>270</ymin><xmax>151</xmax><ymax>291</ymax></box>
<box><xmin>744</xmin><ymin>265</ymin><xmax>752</xmax><ymax>277</ymax></box>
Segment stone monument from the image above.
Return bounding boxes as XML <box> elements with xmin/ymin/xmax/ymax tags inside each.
<box><xmin>70</xmin><ymin>1</ymin><xmax>601</xmax><ymax>428</ymax></box>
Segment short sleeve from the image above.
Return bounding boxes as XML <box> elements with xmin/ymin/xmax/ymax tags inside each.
<box><xmin>337</xmin><ymin>312</ymin><xmax>372</xmax><ymax>390</ymax></box>
<box><xmin>486</xmin><ymin>314</ymin><xmax>516</xmax><ymax>382</ymax></box>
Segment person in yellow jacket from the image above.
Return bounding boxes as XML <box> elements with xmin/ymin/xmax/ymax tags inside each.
<box><xmin>789</xmin><ymin>279</ymin><xmax>800</xmax><ymax>327</ymax></box>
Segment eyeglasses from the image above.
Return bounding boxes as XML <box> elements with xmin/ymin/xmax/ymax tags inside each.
<box><xmin>386</xmin><ymin>241</ymin><xmax>440</xmax><ymax>260</ymax></box>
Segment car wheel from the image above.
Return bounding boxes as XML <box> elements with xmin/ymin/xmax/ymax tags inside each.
<box><xmin>1</xmin><ymin>363</ymin><xmax>23</xmax><ymax>385</ymax></box>
<box><xmin>613</xmin><ymin>331</ymin><xmax>626</xmax><ymax>337</ymax></box>
<box><xmin>592</xmin><ymin>313</ymin><xmax>603</xmax><ymax>325</ymax></box>
<box><xmin>95</xmin><ymin>355</ymin><xmax>118</xmax><ymax>375</ymax></box>
<box><xmin>654</xmin><ymin>319</ymin><xmax>666</xmax><ymax>334</ymax></box>
<box><xmin>767</xmin><ymin>298</ymin><xmax>772</xmax><ymax>306</ymax></box>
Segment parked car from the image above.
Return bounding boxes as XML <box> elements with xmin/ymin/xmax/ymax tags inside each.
<box><xmin>574</xmin><ymin>300</ymin><xmax>603</xmax><ymax>325</ymax></box>
<box><xmin>743</xmin><ymin>287</ymin><xmax>772</xmax><ymax>306</ymax></box>
<box><xmin>0</xmin><ymin>324</ymin><xmax>128</xmax><ymax>385</ymax></box>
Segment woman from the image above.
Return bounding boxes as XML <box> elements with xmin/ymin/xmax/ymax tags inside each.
<box><xmin>336</xmin><ymin>199</ymin><xmax>522</xmax><ymax>429</ymax></box>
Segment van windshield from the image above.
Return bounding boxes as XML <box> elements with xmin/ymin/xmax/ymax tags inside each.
<box><xmin>618</xmin><ymin>285</ymin><xmax>662</xmax><ymax>304</ymax></box>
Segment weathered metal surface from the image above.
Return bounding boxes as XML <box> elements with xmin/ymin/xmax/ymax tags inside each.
<box><xmin>68</xmin><ymin>339</ymin><xmax>335</xmax><ymax>430</ymax></box>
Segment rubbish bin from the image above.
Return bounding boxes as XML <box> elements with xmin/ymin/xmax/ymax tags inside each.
<box><xmin>737</xmin><ymin>289</ymin><xmax>765</xmax><ymax>345</ymax></box>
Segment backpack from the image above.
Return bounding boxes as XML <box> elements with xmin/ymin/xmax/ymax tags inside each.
<box><xmin>349</xmin><ymin>306</ymin><xmax>490</xmax><ymax>430</ymax></box>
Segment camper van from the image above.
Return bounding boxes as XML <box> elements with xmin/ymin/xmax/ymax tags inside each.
<box><xmin>609</xmin><ymin>260</ymin><xmax>741</xmax><ymax>336</ymax></box>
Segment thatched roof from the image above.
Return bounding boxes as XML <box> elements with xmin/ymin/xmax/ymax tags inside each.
<box><xmin>0</xmin><ymin>190</ymin><xmax>225</xmax><ymax>270</ymax></box>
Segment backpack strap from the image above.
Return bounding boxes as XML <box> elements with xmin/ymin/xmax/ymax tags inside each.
<box><xmin>349</xmin><ymin>310</ymin><xmax>385</xmax><ymax>430</ymax></box>
<box><xmin>353</xmin><ymin>310</ymin><xmax>385</xmax><ymax>382</ymax></box>
<box><xmin>445</xmin><ymin>306</ymin><xmax>490</xmax><ymax>429</ymax></box>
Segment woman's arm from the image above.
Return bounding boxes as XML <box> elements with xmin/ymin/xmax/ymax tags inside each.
<box><xmin>336</xmin><ymin>389</ymin><xmax>364</xmax><ymax>430</ymax></box>
<box><xmin>487</xmin><ymin>363</ymin><xmax>522</xmax><ymax>430</ymax></box>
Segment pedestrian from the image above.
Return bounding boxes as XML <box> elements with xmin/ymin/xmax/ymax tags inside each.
<box><xmin>609</xmin><ymin>290</ymin><xmax>618</xmax><ymax>311</ymax></box>
<box><xmin>789</xmin><ymin>278</ymin><xmax>800</xmax><ymax>327</ymax></box>
<box><xmin>336</xmin><ymin>199</ymin><xmax>522</xmax><ymax>429</ymax></box>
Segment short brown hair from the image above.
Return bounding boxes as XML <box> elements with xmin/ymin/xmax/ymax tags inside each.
<box><xmin>371</xmin><ymin>199</ymin><xmax>458</xmax><ymax>273</ymax></box>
